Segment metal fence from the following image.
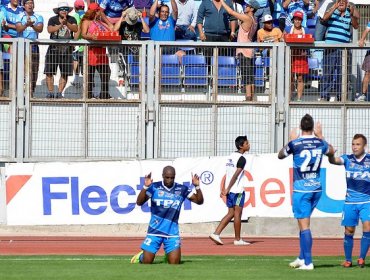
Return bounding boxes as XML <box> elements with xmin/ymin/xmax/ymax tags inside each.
<box><xmin>0</xmin><ymin>39</ymin><xmax>369</xmax><ymax>162</ymax></box>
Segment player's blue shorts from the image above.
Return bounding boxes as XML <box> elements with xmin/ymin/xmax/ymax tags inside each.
<box><xmin>292</xmin><ymin>191</ymin><xmax>322</xmax><ymax>219</ymax></box>
<box><xmin>141</xmin><ymin>235</ymin><xmax>181</xmax><ymax>254</ymax></box>
<box><xmin>341</xmin><ymin>203</ymin><xmax>370</xmax><ymax>227</ymax></box>
<box><xmin>226</xmin><ymin>192</ymin><xmax>245</xmax><ymax>208</ymax></box>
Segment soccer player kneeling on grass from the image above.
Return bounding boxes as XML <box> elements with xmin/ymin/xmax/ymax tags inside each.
<box><xmin>328</xmin><ymin>134</ymin><xmax>370</xmax><ymax>268</ymax></box>
<box><xmin>131</xmin><ymin>166</ymin><xmax>204</xmax><ymax>264</ymax></box>
<box><xmin>278</xmin><ymin>114</ymin><xmax>334</xmax><ymax>270</ymax></box>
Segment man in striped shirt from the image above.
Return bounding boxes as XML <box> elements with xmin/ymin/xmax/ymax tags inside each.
<box><xmin>319</xmin><ymin>0</ymin><xmax>359</xmax><ymax>102</ymax></box>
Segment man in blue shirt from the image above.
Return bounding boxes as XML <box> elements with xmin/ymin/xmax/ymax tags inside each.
<box><xmin>328</xmin><ymin>134</ymin><xmax>370</xmax><ymax>268</ymax></box>
<box><xmin>319</xmin><ymin>0</ymin><xmax>359</xmax><ymax>101</ymax></box>
<box><xmin>131</xmin><ymin>166</ymin><xmax>204</xmax><ymax>264</ymax></box>
<box><xmin>15</xmin><ymin>0</ymin><xmax>43</xmax><ymax>96</ymax></box>
<box><xmin>278</xmin><ymin>114</ymin><xmax>334</xmax><ymax>270</ymax></box>
<box><xmin>149</xmin><ymin>0</ymin><xmax>177</xmax><ymax>41</ymax></box>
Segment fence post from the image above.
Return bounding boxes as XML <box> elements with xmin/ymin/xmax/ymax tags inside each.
<box><xmin>16</xmin><ymin>38</ymin><xmax>26</xmax><ymax>162</ymax></box>
<box><xmin>275</xmin><ymin>43</ymin><xmax>286</xmax><ymax>151</ymax></box>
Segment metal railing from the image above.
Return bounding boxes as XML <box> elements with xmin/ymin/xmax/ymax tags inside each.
<box><xmin>0</xmin><ymin>39</ymin><xmax>369</xmax><ymax>162</ymax></box>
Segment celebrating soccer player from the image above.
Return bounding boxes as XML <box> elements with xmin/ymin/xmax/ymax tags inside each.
<box><xmin>278</xmin><ymin>114</ymin><xmax>335</xmax><ymax>270</ymax></box>
<box><xmin>328</xmin><ymin>134</ymin><xmax>370</xmax><ymax>268</ymax></box>
<box><xmin>130</xmin><ymin>166</ymin><xmax>204</xmax><ymax>264</ymax></box>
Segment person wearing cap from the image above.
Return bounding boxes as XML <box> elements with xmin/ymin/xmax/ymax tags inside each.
<box><xmin>80</xmin><ymin>2</ymin><xmax>113</xmax><ymax>99</ymax></box>
<box><xmin>100</xmin><ymin>0</ymin><xmax>133</xmax><ymax>24</ymax></box>
<box><xmin>209</xmin><ymin>135</ymin><xmax>251</xmax><ymax>246</ymax></box>
<box><xmin>149</xmin><ymin>0</ymin><xmax>177</xmax><ymax>41</ymax></box>
<box><xmin>257</xmin><ymin>14</ymin><xmax>283</xmax><ymax>42</ymax></box>
<box><xmin>282</xmin><ymin>0</ymin><xmax>310</xmax><ymax>28</ymax></box>
<box><xmin>71</xmin><ymin>0</ymin><xmax>86</xmax><ymax>88</ymax></box>
<box><xmin>44</xmin><ymin>2</ymin><xmax>78</xmax><ymax>99</ymax></box>
<box><xmin>220</xmin><ymin>0</ymin><xmax>259</xmax><ymax>101</ymax></box>
<box><xmin>15</xmin><ymin>0</ymin><xmax>43</xmax><ymax>97</ymax></box>
<box><xmin>284</xmin><ymin>10</ymin><xmax>309</xmax><ymax>101</ymax></box>
<box><xmin>319</xmin><ymin>0</ymin><xmax>359</xmax><ymax>102</ymax></box>
<box><xmin>174</xmin><ymin>0</ymin><xmax>198</xmax><ymax>41</ymax></box>
<box><xmin>113</xmin><ymin>7</ymin><xmax>149</xmax><ymax>40</ymax></box>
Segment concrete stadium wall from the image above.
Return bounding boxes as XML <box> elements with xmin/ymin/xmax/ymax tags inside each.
<box><xmin>0</xmin><ymin>218</ymin><xmax>357</xmax><ymax>238</ymax></box>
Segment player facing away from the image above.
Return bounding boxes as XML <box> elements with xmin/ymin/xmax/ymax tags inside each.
<box><xmin>130</xmin><ymin>166</ymin><xmax>204</xmax><ymax>264</ymax></box>
<box><xmin>328</xmin><ymin>134</ymin><xmax>370</xmax><ymax>268</ymax></box>
<box><xmin>278</xmin><ymin>114</ymin><xmax>335</xmax><ymax>270</ymax></box>
<box><xmin>209</xmin><ymin>135</ymin><xmax>251</xmax><ymax>246</ymax></box>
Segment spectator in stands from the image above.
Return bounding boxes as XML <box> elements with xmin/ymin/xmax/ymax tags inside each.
<box><xmin>257</xmin><ymin>14</ymin><xmax>283</xmax><ymax>42</ymax></box>
<box><xmin>44</xmin><ymin>2</ymin><xmax>78</xmax><ymax>99</ymax></box>
<box><xmin>319</xmin><ymin>0</ymin><xmax>359</xmax><ymax>102</ymax></box>
<box><xmin>282</xmin><ymin>0</ymin><xmax>310</xmax><ymax>29</ymax></box>
<box><xmin>221</xmin><ymin>0</ymin><xmax>259</xmax><ymax>101</ymax></box>
<box><xmin>313</xmin><ymin>0</ymin><xmax>333</xmax><ymax>41</ymax></box>
<box><xmin>284</xmin><ymin>11</ymin><xmax>308</xmax><ymax>101</ymax></box>
<box><xmin>254</xmin><ymin>0</ymin><xmax>273</xmax><ymax>29</ymax></box>
<box><xmin>1</xmin><ymin>0</ymin><xmax>23</xmax><ymax>38</ymax></box>
<box><xmin>114</xmin><ymin>6</ymin><xmax>149</xmax><ymax>40</ymax></box>
<box><xmin>357</xmin><ymin>21</ymin><xmax>370</xmax><ymax>102</ymax></box>
<box><xmin>149</xmin><ymin>0</ymin><xmax>177</xmax><ymax>41</ymax></box>
<box><xmin>100</xmin><ymin>0</ymin><xmax>133</xmax><ymax>24</ymax></box>
<box><xmin>15</xmin><ymin>0</ymin><xmax>43</xmax><ymax>97</ymax></box>
<box><xmin>197</xmin><ymin>0</ymin><xmax>237</xmax><ymax>43</ymax></box>
<box><xmin>174</xmin><ymin>0</ymin><xmax>198</xmax><ymax>41</ymax></box>
<box><xmin>80</xmin><ymin>2</ymin><xmax>112</xmax><ymax>99</ymax></box>
<box><xmin>1</xmin><ymin>0</ymin><xmax>23</xmax><ymax>91</ymax></box>
<box><xmin>71</xmin><ymin>0</ymin><xmax>85</xmax><ymax>88</ymax></box>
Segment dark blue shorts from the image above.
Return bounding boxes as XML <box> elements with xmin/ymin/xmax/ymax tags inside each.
<box><xmin>226</xmin><ymin>192</ymin><xmax>245</xmax><ymax>208</ymax></box>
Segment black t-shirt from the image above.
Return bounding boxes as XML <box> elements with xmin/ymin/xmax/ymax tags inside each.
<box><xmin>118</xmin><ymin>22</ymin><xmax>143</xmax><ymax>41</ymax></box>
<box><xmin>48</xmin><ymin>15</ymin><xmax>77</xmax><ymax>39</ymax></box>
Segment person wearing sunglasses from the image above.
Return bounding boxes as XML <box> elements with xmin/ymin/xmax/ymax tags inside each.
<box><xmin>44</xmin><ymin>2</ymin><xmax>78</xmax><ymax>99</ymax></box>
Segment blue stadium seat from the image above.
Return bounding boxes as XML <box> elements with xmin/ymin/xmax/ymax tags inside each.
<box><xmin>182</xmin><ymin>55</ymin><xmax>208</xmax><ymax>86</ymax></box>
<box><xmin>254</xmin><ymin>56</ymin><xmax>270</xmax><ymax>87</ymax></box>
<box><xmin>306</xmin><ymin>18</ymin><xmax>317</xmax><ymax>28</ymax></box>
<box><xmin>212</xmin><ymin>56</ymin><xmax>238</xmax><ymax>87</ymax></box>
<box><xmin>161</xmin><ymin>54</ymin><xmax>181</xmax><ymax>85</ymax></box>
<box><xmin>308</xmin><ymin>57</ymin><xmax>321</xmax><ymax>80</ymax></box>
<box><xmin>127</xmin><ymin>54</ymin><xmax>140</xmax><ymax>85</ymax></box>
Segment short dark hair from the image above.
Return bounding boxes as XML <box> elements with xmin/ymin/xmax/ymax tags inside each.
<box><xmin>235</xmin><ymin>136</ymin><xmax>248</xmax><ymax>149</ymax></box>
<box><xmin>159</xmin><ymin>4</ymin><xmax>169</xmax><ymax>13</ymax></box>
<box><xmin>353</xmin><ymin>134</ymin><xmax>367</xmax><ymax>145</ymax></box>
<box><xmin>300</xmin><ymin>114</ymin><xmax>314</xmax><ymax>132</ymax></box>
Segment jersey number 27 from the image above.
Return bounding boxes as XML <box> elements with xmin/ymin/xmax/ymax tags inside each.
<box><xmin>300</xmin><ymin>149</ymin><xmax>323</xmax><ymax>172</ymax></box>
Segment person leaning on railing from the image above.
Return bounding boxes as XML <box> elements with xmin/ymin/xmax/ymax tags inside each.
<box><xmin>80</xmin><ymin>2</ymin><xmax>112</xmax><ymax>99</ymax></box>
<box><xmin>357</xmin><ymin>21</ymin><xmax>370</xmax><ymax>102</ymax></box>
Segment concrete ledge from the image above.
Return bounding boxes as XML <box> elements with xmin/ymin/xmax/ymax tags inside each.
<box><xmin>0</xmin><ymin>217</ymin><xmax>355</xmax><ymax>238</ymax></box>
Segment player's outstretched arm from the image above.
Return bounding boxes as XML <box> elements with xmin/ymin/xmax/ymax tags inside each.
<box><xmin>327</xmin><ymin>147</ymin><xmax>343</xmax><ymax>165</ymax></box>
<box><xmin>136</xmin><ymin>173</ymin><xmax>152</xmax><ymax>205</ymax></box>
<box><xmin>189</xmin><ymin>173</ymin><xmax>204</xmax><ymax>205</ymax></box>
<box><xmin>314</xmin><ymin>121</ymin><xmax>324</xmax><ymax>139</ymax></box>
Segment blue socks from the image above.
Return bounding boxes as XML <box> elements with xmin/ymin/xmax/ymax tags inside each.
<box><xmin>299</xmin><ymin>231</ymin><xmax>304</xmax><ymax>260</ymax></box>
<box><xmin>344</xmin><ymin>234</ymin><xmax>354</xmax><ymax>262</ymax></box>
<box><xmin>360</xmin><ymin>231</ymin><xmax>370</xmax><ymax>260</ymax></box>
<box><xmin>300</xmin><ymin>229</ymin><xmax>312</xmax><ymax>265</ymax></box>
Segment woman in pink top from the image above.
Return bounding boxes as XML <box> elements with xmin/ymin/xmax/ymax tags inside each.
<box><xmin>80</xmin><ymin>3</ymin><xmax>112</xmax><ymax>99</ymax></box>
<box><xmin>221</xmin><ymin>0</ymin><xmax>259</xmax><ymax>101</ymax></box>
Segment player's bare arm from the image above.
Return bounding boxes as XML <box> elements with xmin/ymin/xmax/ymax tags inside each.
<box><xmin>189</xmin><ymin>173</ymin><xmax>204</xmax><ymax>205</ymax></box>
<box><xmin>314</xmin><ymin>121</ymin><xmax>324</xmax><ymax>139</ymax></box>
<box><xmin>278</xmin><ymin>146</ymin><xmax>288</xmax><ymax>159</ymax></box>
<box><xmin>136</xmin><ymin>172</ymin><xmax>152</xmax><ymax>205</ymax></box>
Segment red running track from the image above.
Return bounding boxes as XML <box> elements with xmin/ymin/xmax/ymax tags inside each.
<box><xmin>0</xmin><ymin>236</ymin><xmax>358</xmax><ymax>256</ymax></box>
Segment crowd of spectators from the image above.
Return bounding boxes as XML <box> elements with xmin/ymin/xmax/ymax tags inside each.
<box><xmin>0</xmin><ymin>0</ymin><xmax>368</xmax><ymax>100</ymax></box>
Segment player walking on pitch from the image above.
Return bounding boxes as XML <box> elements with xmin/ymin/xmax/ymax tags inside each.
<box><xmin>328</xmin><ymin>134</ymin><xmax>370</xmax><ymax>268</ymax></box>
<box><xmin>131</xmin><ymin>166</ymin><xmax>204</xmax><ymax>264</ymax></box>
<box><xmin>209</xmin><ymin>135</ymin><xmax>251</xmax><ymax>246</ymax></box>
<box><xmin>278</xmin><ymin>114</ymin><xmax>334</xmax><ymax>270</ymax></box>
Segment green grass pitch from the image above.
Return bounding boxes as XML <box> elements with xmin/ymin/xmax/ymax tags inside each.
<box><xmin>0</xmin><ymin>255</ymin><xmax>367</xmax><ymax>280</ymax></box>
